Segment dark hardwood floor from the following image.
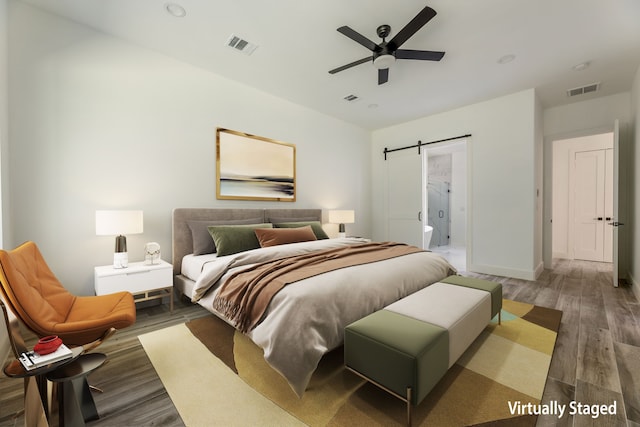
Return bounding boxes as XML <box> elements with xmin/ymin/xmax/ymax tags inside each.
<box><xmin>467</xmin><ymin>260</ymin><xmax>640</xmax><ymax>427</ymax></box>
<box><xmin>1</xmin><ymin>259</ymin><xmax>638</xmax><ymax>426</ymax></box>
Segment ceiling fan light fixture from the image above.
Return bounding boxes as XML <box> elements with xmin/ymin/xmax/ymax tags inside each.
<box><xmin>373</xmin><ymin>54</ymin><xmax>395</xmax><ymax>70</ymax></box>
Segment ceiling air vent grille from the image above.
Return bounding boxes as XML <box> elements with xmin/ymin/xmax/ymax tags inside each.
<box><xmin>567</xmin><ymin>82</ymin><xmax>600</xmax><ymax>97</ymax></box>
<box><xmin>343</xmin><ymin>94</ymin><xmax>359</xmax><ymax>101</ymax></box>
<box><xmin>226</xmin><ymin>34</ymin><xmax>258</xmax><ymax>55</ymax></box>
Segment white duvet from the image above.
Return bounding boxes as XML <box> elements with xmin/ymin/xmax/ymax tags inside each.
<box><xmin>192</xmin><ymin>238</ymin><xmax>456</xmax><ymax>397</ymax></box>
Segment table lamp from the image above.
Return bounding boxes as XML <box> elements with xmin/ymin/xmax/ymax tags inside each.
<box><xmin>96</xmin><ymin>210</ymin><xmax>143</xmax><ymax>268</ymax></box>
<box><xmin>328</xmin><ymin>210</ymin><xmax>355</xmax><ymax>238</ymax></box>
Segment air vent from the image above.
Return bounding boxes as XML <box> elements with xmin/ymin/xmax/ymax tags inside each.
<box><xmin>343</xmin><ymin>94</ymin><xmax>359</xmax><ymax>101</ymax></box>
<box><xmin>567</xmin><ymin>82</ymin><xmax>600</xmax><ymax>97</ymax></box>
<box><xmin>225</xmin><ymin>34</ymin><xmax>258</xmax><ymax>55</ymax></box>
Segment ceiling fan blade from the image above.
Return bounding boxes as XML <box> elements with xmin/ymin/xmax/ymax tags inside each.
<box><xmin>328</xmin><ymin>56</ymin><xmax>372</xmax><ymax>74</ymax></box>
<box><xmin>378</xmin><ymin>68</ymin><xmax>389</xmax><ymax>85</ymax></box>
<box><xmin>388</xmin><ymin>6</ymin><xmax>437</xmax><ymax>50</ymax></box>
<box><xmin>395</xmin><ymin>49</ymin><xmax>445</xmax><ymax>61</ymax></box>
<box><xmin>337</xmin><ymin>26</ymin><xmax>379</xmax><ymax>52</ymax></box>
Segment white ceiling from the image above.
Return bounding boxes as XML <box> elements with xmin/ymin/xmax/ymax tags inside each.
<box><xmin>18</xmin><ymin>0</ymin><xmax>640</xmax><ymax>130</ymax></box>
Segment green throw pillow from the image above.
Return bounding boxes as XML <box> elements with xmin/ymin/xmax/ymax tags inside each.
<box><xmin>207</xmin><ymin>223</ymin><xmax>273</xmax><ymax>256</ymax></box>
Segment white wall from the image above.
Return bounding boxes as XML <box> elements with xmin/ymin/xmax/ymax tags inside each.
<box><xmin>372</xmin><ymin>89</ymin><xmax>541</xmax><ymax>280</ymax></box>
<box><xmin>7</xmin><ymin>2</ymin><xmax>371</xmax><ymax>295</ymax></box>
<box><xmin>630</xmin><ymin>66</ymin><xmax>640</xmax><ymax>299</ymax></box>
<box><xmin>0</xmin><ymin>0</ymin><xmax>9</xmax><ymax>367</ymax></box>
<box><xmin>543</xmin><ymin>93</ymin><xmax>632</xmax><ymax>273</ymax></box>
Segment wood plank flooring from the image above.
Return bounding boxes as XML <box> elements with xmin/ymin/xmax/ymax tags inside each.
<box><xmin>0</xmin><ymin>258</ymin><xmax>638</xmax><ymax>426</ymax></box>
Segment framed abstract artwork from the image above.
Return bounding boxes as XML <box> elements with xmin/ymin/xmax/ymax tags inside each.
<box><xmin>216</xmin><ymin>128</ymin><xmax>296</xmax><ymax>201</ymax></box>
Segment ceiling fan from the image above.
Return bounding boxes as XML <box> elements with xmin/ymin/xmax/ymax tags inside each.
<box><xmin>328</xmin><ymin>5</ymin><xmax>445</xmax><ymax>85</ymax></box>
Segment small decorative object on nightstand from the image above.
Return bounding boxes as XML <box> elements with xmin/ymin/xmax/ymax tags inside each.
<box><xmin>95</xmin><ymin>259</ymin><xmax>174</xmax><ymax>312</ymax></box>
<box><xmin>144</xmin><ymin>242</ymin><xmax>161</xmax><ymax>265</ymax></box>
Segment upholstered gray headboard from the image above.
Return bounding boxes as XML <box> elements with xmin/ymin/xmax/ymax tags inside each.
<box><xmin>171</xmin><ymin>208</ymin><xmax>322</xmax><ymax>276</ymax></box>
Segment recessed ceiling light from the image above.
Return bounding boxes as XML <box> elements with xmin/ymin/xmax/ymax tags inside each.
<box><xmin>497</xmin><ymin>54</ymin><xmax>516</xmax><ymax>64</ymax></box>
<box><xmin>572</xmin><ymin>61</ymin><xmax>590</xmax><ymax>71</ymax></box>
<box><xmin>165</xmin><ymin>3</ymin><xmax>186</xmax><ymax>18</ymax></box>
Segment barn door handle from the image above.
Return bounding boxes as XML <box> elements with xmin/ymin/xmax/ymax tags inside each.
<box><xmin>418</xmin><ymin>211</ymin><xmax>422</xmax><ymax>221</ymax></box>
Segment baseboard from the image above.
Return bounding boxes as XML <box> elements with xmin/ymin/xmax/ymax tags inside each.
<box><xmin>553</xmin><ymin>251</ymin><xmax>571</xmax><ymax>259</ymax></box>
<box><xmin>467</xmin><ymin>262</ymin><xmax>539</xmax><ymax>281</ymax></box>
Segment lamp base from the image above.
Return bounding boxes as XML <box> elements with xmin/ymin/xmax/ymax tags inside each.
<box><xmin>113</xmin><ymin>252</ymin><xmax>128</xmax><ymax>269</ymax></box>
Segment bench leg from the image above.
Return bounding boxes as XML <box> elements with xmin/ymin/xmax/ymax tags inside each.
<box><xmin>406</xmin><ymin>386</ymin><xmax>412</xmax><ymax>427</ymax></box>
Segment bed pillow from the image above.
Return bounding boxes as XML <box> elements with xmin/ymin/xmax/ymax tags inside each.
<box><xmin>255</xmin><ymin>226</ymin><xmax>317</xmax><ymax>248</ymax></box>
<box><xmin>207</xmin><ymin>223</ymin><xmax>273</xmax><ymax>257</ymax></box>
<box><xmin>272</xmin><ymin>221</ymin><xmax>329</xmax><ymax>240</ymax></box>
<box><xmin>188</xmin><ymin>217</ymin><xmax>263</xmax><ymax>255</ymax></box>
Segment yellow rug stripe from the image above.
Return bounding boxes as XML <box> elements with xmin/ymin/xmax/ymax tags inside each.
<box><xmin>457</xmin><ymin>330</ymin><xmax>551</xmax><ymax>399</ymax></box>
<box><xmin>139</xmin><ymin>323</ymin><xmax>304</xmax><ymax>427</ymax></box>
<box><xmin>234</xmin><ymin>331</ymin><xmax>364</xmax><ymax>426</ymax></box>
<box><xmin>488</xmin><ymin>317</ymin><xmax>558</xmax><ymax>355</ymax></box>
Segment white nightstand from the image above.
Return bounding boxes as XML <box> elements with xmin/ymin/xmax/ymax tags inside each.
<box><xmin>94</xmin><ymin>259</ymin><xmax>174</xmax><ymax>312</ymax></box>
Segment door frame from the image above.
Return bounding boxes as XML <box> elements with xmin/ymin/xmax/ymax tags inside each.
<box><xmin>543</xmin><ymin>124</ymin><xmax>623</xmax><ymax>277</ymax></box>
<box><xmin>422</xmin><ymin>139</ymin><xmax>471</xmax><ymax>267</ymax></box>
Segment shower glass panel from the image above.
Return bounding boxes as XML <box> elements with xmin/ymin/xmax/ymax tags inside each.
<box><xmin>427</xmin><ymin>181</ymin><xmax>450</xmax><ymax>247</ymax></box>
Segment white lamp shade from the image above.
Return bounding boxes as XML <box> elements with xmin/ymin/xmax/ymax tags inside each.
<box><xmin>328</xmin><ymin>210</ymin><xmax>355</xmax><ymax>224</ymax></box>
<box><xmin>96</xmin><ymin>210</ymin><xmax>144</xmax><ymax>236</ymax></box>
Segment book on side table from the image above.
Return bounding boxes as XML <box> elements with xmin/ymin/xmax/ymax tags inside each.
<box><xmin>19</xmin><ymin>344</ymin><xmax>73</xmax><ymax>371</ymax></box>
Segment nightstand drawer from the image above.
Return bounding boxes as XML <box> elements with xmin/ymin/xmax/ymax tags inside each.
<box><xmin>94</xmin><ymin>260</ymin><xmax>173</xmax><ymax>295</ymax></box>
<box><xmin>95</xmin><ymin>268</ymin><xmax>169</xmax><ymax>294</ymax></box>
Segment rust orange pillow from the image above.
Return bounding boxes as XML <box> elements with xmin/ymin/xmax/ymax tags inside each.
<box><xmin>255</xmin><ymin>225</ymin><xmax>317</xmax><ymax>247</ymax></box>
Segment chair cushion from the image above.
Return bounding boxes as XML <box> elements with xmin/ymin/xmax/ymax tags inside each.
<box><xmin>60</xmin><ymin>292</ymin><xmax>136</xmax><ymax>345</ymax></box>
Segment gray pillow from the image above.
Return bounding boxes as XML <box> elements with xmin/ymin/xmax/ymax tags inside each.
<box><xmin>188</xmin><ymin>217</ymin><xmax>263</xmax><ymax>255</ymax></box>
<box><xmin>272</xmin><ymin>221</ymin><xmax>329</xmax><ymax>240</ymax></box>
<box><xmin>207</xmin><ymin>223</ymin><xmax>273</xmax><ymax>256</ymax></box>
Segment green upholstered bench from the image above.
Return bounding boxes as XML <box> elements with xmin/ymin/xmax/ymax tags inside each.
<box><xmin>344</xmin><ymin>276</ymin><xmax>502</xmax><ymax>426</ymax></box>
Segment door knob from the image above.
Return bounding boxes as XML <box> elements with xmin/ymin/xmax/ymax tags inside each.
<box><xmin>593</xmin><ymin>217</ymin><xmax>603</xmax><ymax>221</ymax></box>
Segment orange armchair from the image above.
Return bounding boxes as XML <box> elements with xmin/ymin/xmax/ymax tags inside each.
<box><xmin>0</xmin><ymin>241</ymin><xmax>136</xmax><ymax>348</ymax></box>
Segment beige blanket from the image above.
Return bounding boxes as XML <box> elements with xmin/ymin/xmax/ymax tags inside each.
<box><xmin>213</xmin><ymin>242</ymin><xmax>422</xmax><ymax>333</ymax></box>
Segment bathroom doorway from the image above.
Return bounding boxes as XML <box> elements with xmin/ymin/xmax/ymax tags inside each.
<box><xmin>423</xmin><ymin>140</ymin><xmax>467</xmax><ymax>270</ymax></box>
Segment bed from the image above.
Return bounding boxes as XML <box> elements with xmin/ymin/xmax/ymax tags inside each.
<box><xmin>171</xmin><ymin>208</ymin><xmax>456</xmax><ymax>396</ymax></box>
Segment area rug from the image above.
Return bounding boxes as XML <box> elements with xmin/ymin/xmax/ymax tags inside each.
<box><xmin>139</xmin><ymin>299</ymin><xmax>561</xmax><ymax>427</ymax></box>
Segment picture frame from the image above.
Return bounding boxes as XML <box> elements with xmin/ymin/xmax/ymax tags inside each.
<box><xmin>216</xmin><ymin>128</ymin><xmax>296</xmax><ymax>202</ymax></box>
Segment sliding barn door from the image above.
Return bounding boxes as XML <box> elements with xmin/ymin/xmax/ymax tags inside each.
<box><xmin>385</xmin><ymin>149</ymin><xmax>424</xmax><ymax>248</ymax></box>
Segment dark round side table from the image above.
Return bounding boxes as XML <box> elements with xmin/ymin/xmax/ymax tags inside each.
<box><xmin>46</xmin><ymin>352</ymin><xmax>107</xmax><ymax>427</ymax></box>
<box><xmin>3</xmin><ymin>346</ymin><xmax>84</xmax><ymax>425</ymax></box>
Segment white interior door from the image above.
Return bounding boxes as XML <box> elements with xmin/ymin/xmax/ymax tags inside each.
<box><xmin>603</xmin><ymin>148</ymin><xmax>613</xmax><ymax>262</ymax></box>
<box><xmin>386</xmin><ymin>149</ymin><xmax>423</xmax><ymax>248</ymax></box>
<box><xmin>612</xmin><ymin>120</ymin><xmax>620</xmax><ymax>287</ymax></box>
<box><xmin>574</xmin><ymin>150</ymin><xmax>606</xmax><ymax>261</ymax></box>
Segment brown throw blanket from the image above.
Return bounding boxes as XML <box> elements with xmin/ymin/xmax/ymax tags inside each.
<box><xmin>212</xmin><ymin>242</ymin><xmax>423</xmax><ymax>333</ymax></box>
